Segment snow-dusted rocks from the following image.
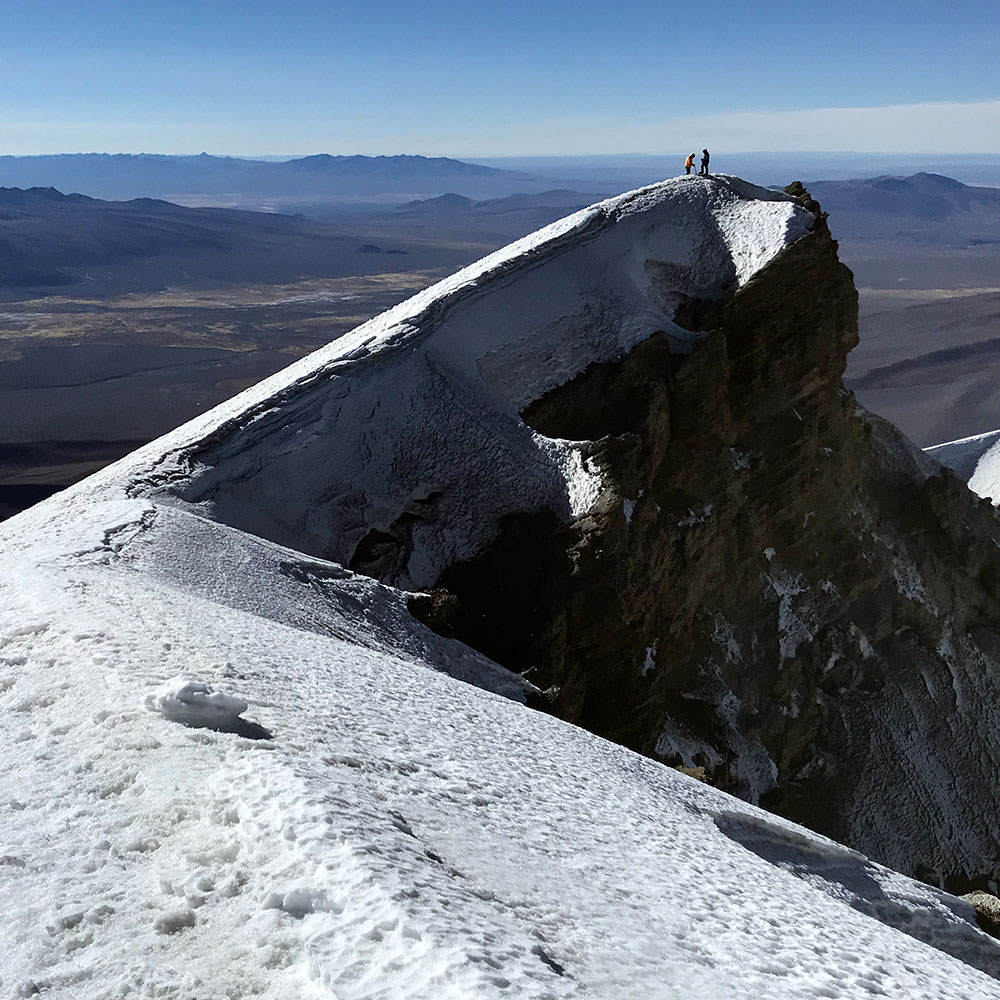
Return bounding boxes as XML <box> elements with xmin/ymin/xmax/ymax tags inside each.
<box><xmin>6</xmin><ymin>175</ymin><xmax>1000</xmax><ymax>996</ymax></box>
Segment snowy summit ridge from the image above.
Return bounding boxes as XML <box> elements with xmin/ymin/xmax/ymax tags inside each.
<box><xmin>82</xmin><ymin>175</ymin><xmax>812</xmax><ymax>591</ymax></box>
<box><xmin>4</xmin><ymin>176</ymin><xmax>1000</xmax><ymax>998</ymax></box>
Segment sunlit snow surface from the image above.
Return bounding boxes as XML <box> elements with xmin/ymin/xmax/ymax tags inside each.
<box><xmin>4</xmin><ymin>176</ymin><xmax>1000</xmax><ymax>997</ymax></box>
<box><xmin>927</xmin><ymin>428</ymin><xmax>1000</xmax><ymax>500</ymax></box>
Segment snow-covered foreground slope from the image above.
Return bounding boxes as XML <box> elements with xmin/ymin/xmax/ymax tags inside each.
<box><xmin>5</xmin><ymin>176</ymin><xmax>1000</xmax><ymax>996</ymax></box>
<box><xmin>5</xmin><ymin>497</ymin><xmax>1000</xmax><ymax>998</ymax></box>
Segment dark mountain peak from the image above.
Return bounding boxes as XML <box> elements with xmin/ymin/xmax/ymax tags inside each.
<box><xmin>0</xmin><ymin>186</ymin><xmax>77</xmax><ymax>204</ymax></box>
<box><xmin>396</xmin><ymin>192</ymin><xmax>477</xmax><ymax>214</ymax></box>
<box><xmin>909</xmin><ymin>171</ymin><xmax>966</xmax><ymax>188</ymax></box>
<box><xmin>282</xmin><ymin>153</ymin><xmax>500</xmax><ymax>174</ymax></box>
<box><xmin>805</xmin><ymin>172</ymin><xmax>1000</xmax><ymax>229</ymax></box>
<box><xmin>27</xmin><ymin>186</ymin><xmax>69</xmax><ymax>200</ymax></box>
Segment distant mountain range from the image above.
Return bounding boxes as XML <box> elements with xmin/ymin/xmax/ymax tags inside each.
<box><xmin>0</xmin><ymin>184</ymin><xmax>606</xmax><ymax>301</ymax></box>
<box><xmin>0</xmin><ymin>185</ymin><xmax>463</xmax><ymax>297</ymax></box>
<box><xmin>0</xmin><ymin>153</ymin><xmax>548</xmax><ymax>206</ymax></box>
<box><xmin>804</xmin><ymin>172</ymin><xmax>1000</xmax><ymax>245</ymax></box>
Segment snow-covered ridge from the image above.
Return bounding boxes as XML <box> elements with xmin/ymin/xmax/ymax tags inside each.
<box><xmin>113</xmin><ymin>173</ymin><xmax>809</xmax><ymax>472</ymax></box>
<box><xmin>51</xmin><ymin>175</ymin><xmax>812</xmax><ymax>590</ymax></box>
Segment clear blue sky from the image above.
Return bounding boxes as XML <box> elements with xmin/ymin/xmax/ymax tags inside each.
<box><xmin>3</xmin><ymin>0</ymin><xmax>999</xmax><ymax>154</ymax></box>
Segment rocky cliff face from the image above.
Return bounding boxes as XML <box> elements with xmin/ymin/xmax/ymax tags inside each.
<box><xmin>412</xmin><ymin>187</ymin><xmax>1000</xmax><ymax>892</ymax></box>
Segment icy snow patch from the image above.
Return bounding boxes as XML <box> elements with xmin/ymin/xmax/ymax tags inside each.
<box><xmin>892</xmin><ymin>555</ymin><xmax>932</xmax><ymax>608</ymax></box>
<box><xmin>678</xmin><ymin>504</ymin><xmax>712</xmax><ymax>527</ymax></box>
<box><xmin>533</xmin><ymin>435</ymin><xmax>606</xmax><ymax>517</ymax></box>
<box><xmin>711</xmin><ymin>613</ymin><xmax>743</xmax><ymax>663</ymax></box>
<box><xmin>765</xmin><ymin>568</ymin><xmax>815</xmax><ymax>661</ymax></box>
<box><xmin>641</xmin><ymin>642</ymin><xmax>657</xmax><ymax>676</ymax></box>
<box><xmin>623</xmin><ymin>489</ymin><xmax>644</xmax><ymax>526</ymax></box>
<box><xmin>655</xmin><ymin>717</ymin><xmax>722</xmax><ymax>769</ymax></box>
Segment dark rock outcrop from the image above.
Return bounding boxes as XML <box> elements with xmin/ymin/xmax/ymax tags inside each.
<box><xmin>963</xmin><ymin>891</ymin><xmax>1000</xmax><ymax>938</ymax></box>
<box><xmin>411</xmin><ymin>186</ymin><xmax>1000</xmax><ymax>892</ymax></box>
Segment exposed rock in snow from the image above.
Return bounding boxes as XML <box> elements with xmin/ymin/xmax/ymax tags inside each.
<box><xmin>388</xmin><ymin>182</ymin><xmax>1000</xmax><ymax>895</ymax></box>
<box><xmin>964</xmin><ymin>890</ymin><xmax>1000</xmax><ymax>939</ymax></box>
<box><xmin>5</xmin><ymin>175</ymin><xmax>1000</xmax><ymax>996</ymax></box>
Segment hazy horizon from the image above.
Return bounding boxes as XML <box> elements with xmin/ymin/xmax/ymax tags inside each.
<box><xmin>5</xmin><ymin>150</ymin><xmax>1000</xmax><ymax>194</ymax></box>
<box><xmin>1</xmin><ymin>150</ymin><xmax>999</xmax><ymax>159</ymax></box>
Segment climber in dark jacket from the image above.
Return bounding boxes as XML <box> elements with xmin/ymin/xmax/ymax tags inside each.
<box><xmin>699</xmin><ymin>149</ymin><xmax>710</xmax><ymax>176</ymax></box>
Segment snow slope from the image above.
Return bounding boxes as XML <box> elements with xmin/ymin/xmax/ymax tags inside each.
<box><xmin>78</xmin><ymin>174</ymin><xmax>814</xmax><ymax>589</ymax></box>
<box><xmin>926</xmin><ymin>428</ymin><xmax>1000</xmax><ymax>499</ymax></box>
<box><xmin>4</xmin><ymin>175</ymin><xmax>1000</xmax><ymax>997</ymax></box>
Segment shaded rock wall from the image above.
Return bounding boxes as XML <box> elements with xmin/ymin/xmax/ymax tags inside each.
<box><xmin>412</xmin><ymin>191</ymin><xmax>1000</xmax><ymax>891</ymax></box>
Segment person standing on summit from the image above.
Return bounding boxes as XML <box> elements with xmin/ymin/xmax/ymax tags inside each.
<box><xmin>684</xmin><ymin>152</ymin><xmax>696</xmax><ymax>175</ymax></box>
<box><xmin>699</xmin><ymin>149</ymin><xmax>711</xmax><ymax>176</ymax></box>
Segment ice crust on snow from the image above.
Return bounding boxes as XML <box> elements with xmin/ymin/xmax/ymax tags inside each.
<box><xmin>5</xmin><ymin>177</ymin><xmax>1000</xmax><ymax>997</ymax></box>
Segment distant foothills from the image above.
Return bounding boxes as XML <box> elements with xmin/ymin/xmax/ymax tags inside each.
<box><xmin>0</xmin><ymin>153</ymin><xmax>557</xmax><ymax>207</ymax></box>
<box><xmin>2</xmin><ymin>151</ymin><xmax>999</xmax><ymax>211</ymax></box>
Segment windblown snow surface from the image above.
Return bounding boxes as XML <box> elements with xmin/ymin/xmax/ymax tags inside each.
<box><xmin>4</xmin><ymin>176</ymin><xmax>1000</xmax><ymax>998</ymax></box>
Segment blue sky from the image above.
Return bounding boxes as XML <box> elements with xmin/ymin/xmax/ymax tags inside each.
<box><xmin>2</xmin><ymin>0</ymin><xmax>999</xmax><ymax>154</ymax></box>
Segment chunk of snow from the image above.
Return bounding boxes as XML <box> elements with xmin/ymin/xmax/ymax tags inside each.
<box><xmin>678</xmin><ymin>504</ymin><xmax>712</xmax><ymax>527</ymax></box>
<box><xmin>145</xmin><ymin>676</ymin><xmax>251</xmax><ymax>733</ymax></box>
<box><xmin>153</xmin><ymin>908</ymin><xmax>196</xmax><ymax>935</ymax></box>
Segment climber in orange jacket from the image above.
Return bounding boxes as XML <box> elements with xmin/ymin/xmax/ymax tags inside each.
<box><xmin>684</xmin><ymin>153</ymin><xmax>696</xmax><ymax>175</ymax></box>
